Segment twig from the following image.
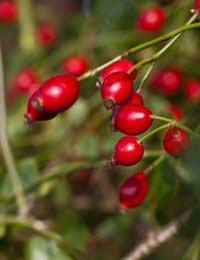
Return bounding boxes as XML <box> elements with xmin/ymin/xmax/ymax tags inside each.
<box><xmin>123</xmin><ymin>210</ymin><xmax>191</xmax><ymax>260</ymax></box>
<box><xmin>78</xmin><ymin>19</ymin><xmax>200</xmax><ymax>81</ymax></box>
<box><xmin>137</xmin><ymin>62</ymin><xmax>156</xmax><ymax>93</ymax></box>
<box><xmin>129</xmin><ymin>10</ymin><xmax>199</xmax><ymax>74</ymax></box>
<box><xmin>144</xmin><ymin>153</ymin><xmax>166</xmax><ymax>175</ymax></box>
<box><xmin>17</xmin><ymin>0</ymin><xmax>38</xmax><ymax>53</ymax></box>
<box><xmin>0</xmin><ymin>47</ymin><xmax>27</xmax><ymax>216</ymax></box>
<box><xmin>0</xmin><ymin>215</ymin><xmax>82</xmax><ymax>259</ymax></box>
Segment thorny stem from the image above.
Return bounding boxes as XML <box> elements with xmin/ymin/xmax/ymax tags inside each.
<box><xmin>123</xmin><ymin>210</ymin><xmax>191</xmax><ymax>260</ymax></box>
<box><xmin>78</xmin><ymin>16</ymin><xmax>200</xmax><ymax>81</ymax></box>
<box><xmin>0</xmin><ymin>48</ymin><xmax>27</xmax><ymax>216</ymax></box>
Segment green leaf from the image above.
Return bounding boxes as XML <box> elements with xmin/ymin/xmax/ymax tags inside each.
<box><xmin>26</xmin><ymin>236</ymin><xmax>72</xmax><ymax>260</ymax></box>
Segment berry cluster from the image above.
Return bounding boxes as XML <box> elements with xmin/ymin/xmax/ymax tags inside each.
<box><xmin>96</xmin><ymin>60</ymin><xmax>190</xmax><ymax>209</ymax></box>
<box><xmin>23</xmin><ymin>57</ymin><xmax>191</xmax><ymax>210</ymax></box>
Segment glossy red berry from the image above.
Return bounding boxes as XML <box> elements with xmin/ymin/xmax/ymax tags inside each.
<box><xmin>167</xmin><ymin>104</ymin><xmax>183</xmax><ymax>121</ymax></box>
<box><xmin>195</xmin><ymin>0</ymin><xmax>200</xmax><ymax>10</ymax></box>
<box><xmin>61</xmin><ymin>55</ymin><xmax>89</xmax><ymax>77</ymax></box>
<box><xmin>163</xmin><ymin>128</ymin><xmax>190</xmax><ymax>157</ymax></box>
<box><xmin>112</xmin><ymin>136</ymin><xmax>144</xmax><ymax>166</ymax></box>
<box><xmin>152</xmin><ymin>67</ymin><xmax>182</xmax><ymax>96</ymax></box>
<box><xmin>119</xmin><ymin>172</ymin><xmax>148</xmax><ymax>209</ymax></box>
<box><xmin>127</xmin><ymin>92</ymin><xmax>144</xmax><ymax>106</ymax></box>
<box><xmin>100</xmin><ymin>60</ymin><xmax>137</xmax><ymax>82</ymax></box>
<box><xmin>137</xmin><ymin>7</ymin><xmax>166</xmax><ymax>32</ymax></box>
<box><xmin>24</xmin><ymin>92</ymin><xmax>57</xmax><ymax>123</ymax></box>
<box><xmin>13</xmin><ymin>69</ymin><xmax>40</xmax><ymax>96</ymax></box>
<box><xmin>37</xmin><ymin>24</ymin><xmax>57</xmax><ymax>48</ymax></box>
<box><xmin>100</xmin><ymin>71</ymin><xmax>133</xmax><ymax>109</ymax></box>
<box><xmin>114</xmin><ymin>104</ymin><xmax>153</xmax><ymax>135</ymax></box>
<box><xmin>185</xmin><ymin>79</ymin><xmax>200</xmax><ymax>101</ymax></box>
<box><xmin>0</xmin><ymin>0</ymin><xmax>17</xmax><ymax>22</ymax></box>
<box><xmin>35</xmin><ymin>74</ymin><xmax>80</xmax><ymax>113</ymax></box>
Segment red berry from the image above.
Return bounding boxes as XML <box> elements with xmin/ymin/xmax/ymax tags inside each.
<box><xmin>137</xmin><ymin>7</ymin><xmax>166</xmax><ymax>32</ymax></box>
<box><xmin>127</xmin><ymin>92</ymin><xmax>144</xmax><ymax>106</ymax></box>
<box><xmin>185</xmin><ymin>79</ymin><xmax>200</xmax><ymax>101</ymax></box>
<box><xmin>24</xmin><ymin>92</ymin><xmax>57</xmax><ymax>123</ymax></box>
<box><xmin>112</xmin><ymin>136</ymin><xmax>144</xmax><ymax>166</ymax></box>
<box><xmin>61</xmin><ymin>55</ymin><xmax>89</xmax><ymax>77</ymax></box>
<box><xmin>167</xmin><ymin>104</ymin><xmax>183</xmax><ymax>121</ymax></box>
<box><xmin>36</xmin><ymin>74</ymin><xmax>80</xmax><ymax>113</ymax></box>
<box><xmin>119</xmin><ymin>172</ymin><xmax>148</xmax><ymax>208</ymax></box>
<box><xmin>13</xmin><ymin>69</ymin><xmax>40</xmax><ymax>96</ymax></box>
<box><xmin>163</xmin><ymin>128</ymin><xmax>190</xmax><ymax>157</ymax></box>
<box><xmin>100</xmin><ymin>71</ymin><xmax>133</xmax><ymax>109</ymax></box>
<box><xmin>152</xmin><ymin>67</ymin><xmax>182</xmax><ymax>96</ymax></box>
<box><xmin>114</xmin><ymin>104</ymin><xmax>153</xmax><ymax>135</ymax></box>
<box><xmin>0</xmin><ymin>0</ymin><xmax>17</xmax><ymax>22</ymax></box>
<box><xmin>37</xmin><ymin>24</ymin><xmax>57</xmax><ymax>48</ymax></box>
<box><xmin>100</xmin><ymin>59</ymin><xmax>137</xmax><ymax>82</ymax></box>
<box><xmin>195</xmin><ymin>0</ymin><xmax>200</xmax><ymax>10</ymax></box>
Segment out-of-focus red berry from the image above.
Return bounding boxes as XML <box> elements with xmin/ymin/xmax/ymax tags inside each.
<box><xmin>0</xmin><ymin>1</ymin><xmax>17</xmax><ymax>22</ymax></box>
<box><xmin>137</xmin><ymin>7</ymin><xmax>166</xmax><ymax>32</ymax></box>
<box><xmin>61</xmin><ymin>55</ymin><xmax>89</xmax><ymax>77</ymax></box>
<box><xmin>185</xmin><ymin>79</ymin><xmax>200</xmax><ymax>101</ymax></box>
<box><xmin>152</xmin><ymin>67</ymin><xmax>183</xmax><ymax>96</ymax></box>
<box><xmin>37</xmin><ymin>24</ymin><xmax>57</xmax><ymax>48</ymax></box>
<box><xmin>13</xmin><ymin>69</ymin><xmax>40</xmax><ymax>96</ymax></box>
<box><xmin>167</xmin><ymin>104</ymin><xmax>183</xmax><ymax>121</ymax></box>
<box><xmin>195</xmin><ymin>0</ymin><xmax>200</xmax><ymax>10</ymax></box>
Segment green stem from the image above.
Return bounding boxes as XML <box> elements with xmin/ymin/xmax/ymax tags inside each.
<box><xmin>139</xmin><ymin>123</ymin><xmax>174</xmax><ymax>143</ymax></box>
<box><xmin>151</xmin><ymin>115</ymin><xmax>174</xmax><ymax>123</ymax></box>
<box><xmin>137</xmin><ymin>62</ymin><xmax>156</xmax><ymax>93</ymax></box>
<box><xmin>0</xmin><ymin>215</ymin><xmax>80</xmax><ymax>259</ymax></box>
<box><xmin>78</xmin><ymin>19</ymin><xmax>200</xmax><ymax>81</ymax></box>
<box><xmin>0</xmin><ymin>48</ymin><xmax>27</xmax><ymax>216</ymax></box>
<box><xmin>17</xmin><ymin>0</ymin><xmax>38</xmax><ymax>53</ymax></box>
<box><xmin>144</xmin><ymin>153</ymin><xmax>166</xmax><ymax>175</ymax></box>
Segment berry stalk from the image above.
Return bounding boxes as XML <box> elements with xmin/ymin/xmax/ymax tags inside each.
<box><xmin>0</xmin><ymin>48</ymin><xmax>27</xmax><ymax>216</ymax></box>
<box><xmin>78</xmin><ymin>19</ymin><xmax>200</xmax><ymax>81</ymax></box>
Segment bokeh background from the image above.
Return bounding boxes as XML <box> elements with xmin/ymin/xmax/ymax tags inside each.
<box><xmin>0</xmin><ymin>0</ymin><xmax>200</xmax><ymax>259</ymax></box>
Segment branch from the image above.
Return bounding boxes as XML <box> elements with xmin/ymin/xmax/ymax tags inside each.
<box><xmin>78</xmin><ymin>19</ymin><xmax>200</xmax><ymax>81</ymax></box>
<box><xmin>0</xmin><ymin>47</ymin><xmax>27</xmax><ymax>216</ymax></box>
<box><xmin>0</xmin><ymin>215</ymin><xmax>82</xmax><ymax>259</ymax></box>
<box><xmin>123</xmin><ymin>210</ymin><xmax>191</xmax><ymax>260</ymax></box>
<box><xmin>17</xmin><ymin>0</ymin><xmax>38</xmax><ymax>53</ymax></box>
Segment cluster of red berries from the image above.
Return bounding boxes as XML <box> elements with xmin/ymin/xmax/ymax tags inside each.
<box><xmin>10</xmin><ymin>55</ymin><xmax>89</xmax><ymax>103</ymax></box>
<box><xmin>22</xmin><ymin>57</ymin><xmax>191</xmax><ymax>210</ymax></box>
<box><xmin>96</xmin><ymin>59</ymin><xmax>190</xmax><ymax>209</ymax></box>
<box><xmin>152</xmin><ymin>66</ymin><xmax>200</xmax><ymax>100</ymax></box>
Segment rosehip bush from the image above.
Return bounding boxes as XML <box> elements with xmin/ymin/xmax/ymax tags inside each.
<box><xmin>1</xmin><ymin>1</ymin><xmax>200</xmax><ymax>259</ymax></box>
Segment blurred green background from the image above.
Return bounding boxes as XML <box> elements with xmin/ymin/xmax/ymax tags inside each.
<box><xmin>0</xmin><ymin>0</ymin><xmax>200</xmax><ymax>259</ymax></box>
